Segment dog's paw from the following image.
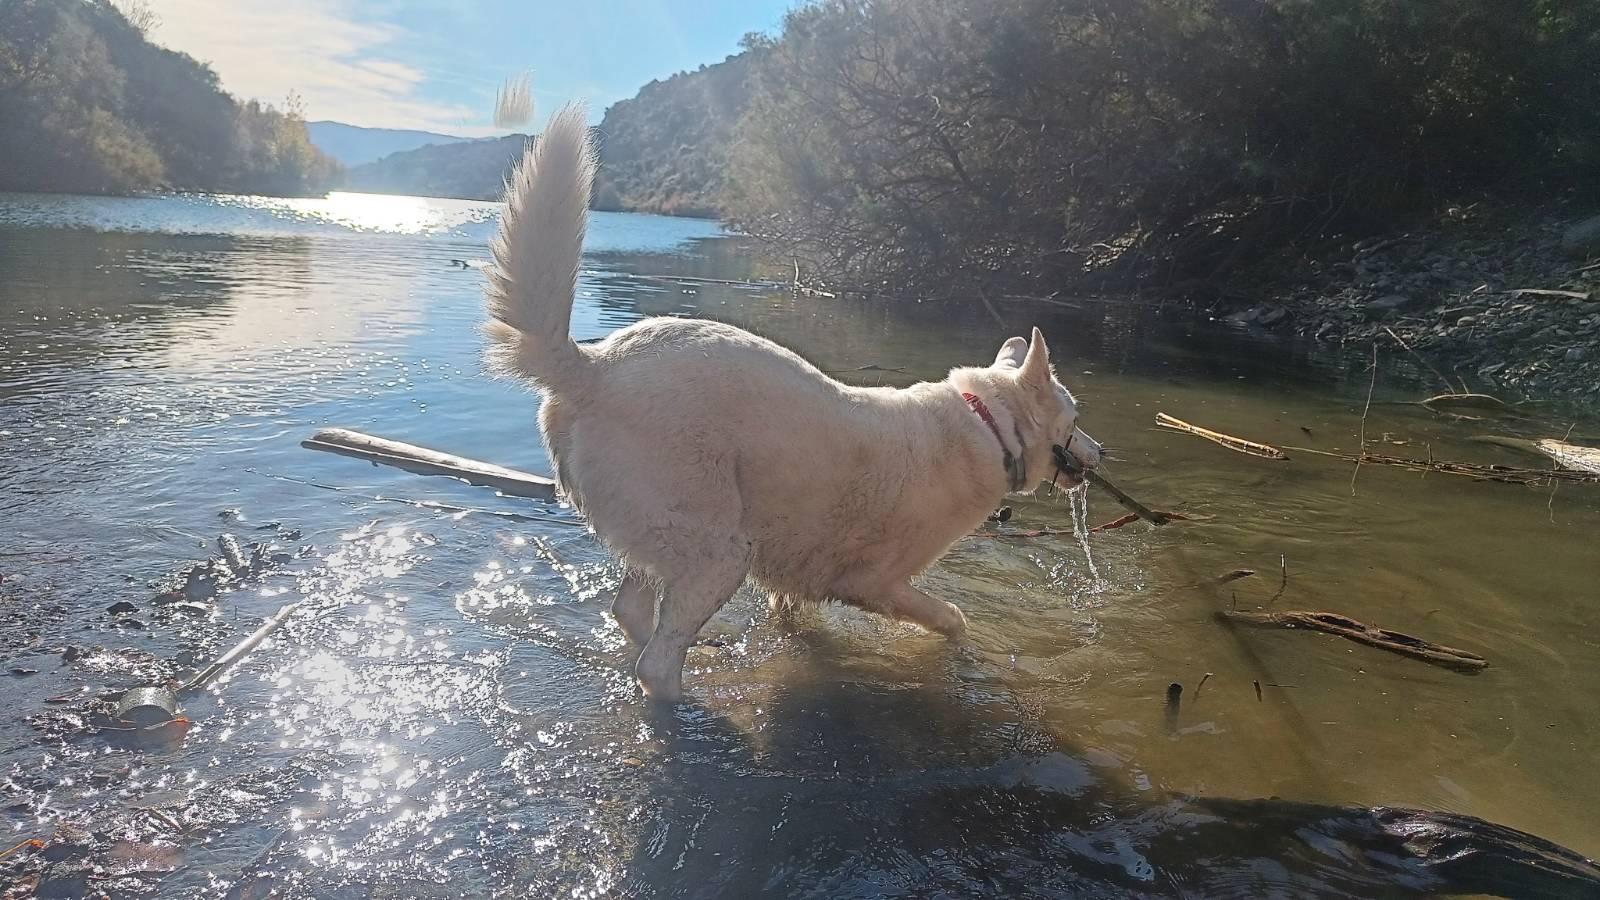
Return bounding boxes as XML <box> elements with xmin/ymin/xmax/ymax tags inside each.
<box><xmin>935</xmin><ymin>601</ymin><xmax>968</xmax><ymax>638</ymax></box>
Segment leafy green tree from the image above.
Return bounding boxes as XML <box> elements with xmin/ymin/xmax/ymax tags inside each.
<box><xmin>0</xmin><ymin>0</ymin><xmax>340</xmax><ymax>197</ymax></box>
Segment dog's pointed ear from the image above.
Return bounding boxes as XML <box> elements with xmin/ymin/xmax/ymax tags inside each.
<box><xmin>993</xmin><ymin>336</ymin><xmax>1028</xmax><ymax>369</ymax></box>
<box><xmin>1019</xmin><ymin>326</ymin><xmax>1052</xmax><ymax>387</ymax></box>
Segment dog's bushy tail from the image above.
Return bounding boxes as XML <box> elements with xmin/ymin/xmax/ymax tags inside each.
<box><xmin>484</xmin><ymin>103</ymin><xmax>594</xmax><ymax>391</ymax></box>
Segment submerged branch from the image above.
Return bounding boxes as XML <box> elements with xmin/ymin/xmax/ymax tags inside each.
<box><xmin>1217</xmin><ymin>609</ymin><xmax>1488</xmax><ymax>672</ymax></box>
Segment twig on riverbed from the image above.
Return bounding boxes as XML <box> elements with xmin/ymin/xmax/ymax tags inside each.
<box><xmin>1352</xmin><ymin>343</ymin><xmax>1378</xmax><ymax>495</ymax></box>
<box><xmin>1383</xmin><ymin>326</ymin><xmax>1455</xmax><ymax>395</ymax></box>
<box><xmin>1269</xmin><ymin>555</ymin><xmax>1288</xmax><ymax>605</ymax></box>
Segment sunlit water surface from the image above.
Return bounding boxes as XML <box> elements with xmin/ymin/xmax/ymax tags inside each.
<box><xmin>1</xmin><ymin>190</ymin><xmax>1597</xmax><ymax>898</ymax></box>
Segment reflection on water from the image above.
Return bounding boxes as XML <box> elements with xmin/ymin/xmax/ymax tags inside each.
<box><xmin>0</xmin><ymin>192</ymin><xmax>1598</xmax><ymax>897</ymax></box>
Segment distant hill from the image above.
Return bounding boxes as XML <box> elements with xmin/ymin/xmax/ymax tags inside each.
<box><xmin>336</xmin><ymin>54</ymin><xmax>756</xmax><ymax>216</ymax></box>
<box><xmin>343</xmin><ymin>135</ymin><xmax>527</xmax><ymax>201</ymax></box>
<box><xmin>307</xmin><ymin>121</ymin><xmax>467</xmax><ymax>167</ymax></box>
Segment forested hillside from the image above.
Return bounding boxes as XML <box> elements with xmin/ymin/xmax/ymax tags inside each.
<box><xmin>337</xmin><ymin>53</ymin><xmax>755</xmax><ymax>216</ymax></box>
<box><xmin>724</xmin><ymin>0</ymin><xmax>1600</xmax><ymax>293</ymax></box>
<box><xmin>0</xmin><ymin>0</ymin><xmax>340</xmax><ymax>197</ymax></box>
<box><xmin>590</xmin><ymin>52</ymin><xmax>755</xmax><ymax>217</ymax></box>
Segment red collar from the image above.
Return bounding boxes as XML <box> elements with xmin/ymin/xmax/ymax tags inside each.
<box><xmin>964</xmin><ymin>391</ymin><xmax>1023</xmax><ymax>489</ymax></box>
<box><xmin>963</xmin><ymin>392</ymin><xmax>1005</xmax><ymax>446</ymax></box>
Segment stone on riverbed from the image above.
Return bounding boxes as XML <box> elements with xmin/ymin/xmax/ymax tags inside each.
<box><xmin>1560</xmin><ymin>213</ymin><xmax>1600</xmax><ymax>259</ymax></box>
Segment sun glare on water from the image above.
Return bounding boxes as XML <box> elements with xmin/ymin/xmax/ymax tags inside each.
<box><xmin>218</xmin><ymin>190</ymin><xmax>499</xmax><ymax>235</ymax></box>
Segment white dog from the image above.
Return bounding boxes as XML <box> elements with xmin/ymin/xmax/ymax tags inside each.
<box><xmin>485</xmin><ymin>106</ymin><xmax>1103</xmax><ymax>701</ymax></box>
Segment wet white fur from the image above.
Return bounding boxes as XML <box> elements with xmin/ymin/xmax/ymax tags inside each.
<box><xmin>485</xmin><ymin>105</ymin><xmax>1102</xmax><ymax>701</ymax></box>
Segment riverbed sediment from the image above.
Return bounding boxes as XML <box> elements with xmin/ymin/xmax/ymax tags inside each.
<box><xmin>1216</xmin><ymin>203</ymin><xmax>1600</xmax><ymax>404</ymax></box>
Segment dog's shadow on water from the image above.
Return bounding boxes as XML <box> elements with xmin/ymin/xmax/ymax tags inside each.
<box><xmin>620</xmin><ymin>644</ymin><xmax>1600</xmax><ymax>900</ymax></box>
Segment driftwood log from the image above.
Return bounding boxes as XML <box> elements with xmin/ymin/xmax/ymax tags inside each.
<box><xmin>1217</xmin><ymin>609</ymin><xmax>1487</xmax><ymax>671</ymax></box>
<box><xmin>302</xmin><ymin>428</ymin><xmax>557</xmax><ymax>500</ymax></box>
<box><xmin>1472</xmin><ymin>435</ymin><xmax>1600</xmax><ymax>475</ymax></box>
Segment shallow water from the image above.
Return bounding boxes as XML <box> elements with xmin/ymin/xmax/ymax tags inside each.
<box><xmin>1</xmin><ymin>190</ymin><xmax>1597</xmax><ymax>898</ymax></box>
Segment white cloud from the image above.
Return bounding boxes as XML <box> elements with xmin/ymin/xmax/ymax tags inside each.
<box><xmin>148</xmin><ymin>0</ymin><xmax>499</xmax><ymax>135</ymax></box>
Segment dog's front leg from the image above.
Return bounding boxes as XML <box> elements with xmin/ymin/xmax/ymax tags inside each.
<box><xmin>875</xmin><ymin>583</ymin><xmax>968</xmax><ymax>638</ymax></box>
<box><xmin>611</xmin><ymin>571</ymin><xmax>657</xmax><ymax>649</ymax></box>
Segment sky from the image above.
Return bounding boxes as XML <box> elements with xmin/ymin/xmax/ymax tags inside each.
<box><xmin>147</xmin><ymin>0</ymin><xmax>795</xmax><ymax>137</ymax></box>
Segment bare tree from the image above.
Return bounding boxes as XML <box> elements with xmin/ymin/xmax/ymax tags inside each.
<box><xmin>111</xmin><ymin>0</ymin><xmax>160</xmax><ymax>35</ymax></box>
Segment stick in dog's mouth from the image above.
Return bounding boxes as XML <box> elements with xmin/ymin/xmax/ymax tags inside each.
<box><xmin>1052</xmin><ymin>443</ymin><xmax>1089</xmax><ymax>487</ymax></box>
<box><xmin>1052</xmin><ymin>444</ymin><xmax>1170</xmax><ymax>526</ymax></box>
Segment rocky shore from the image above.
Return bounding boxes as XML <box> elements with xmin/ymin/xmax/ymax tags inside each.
<box><xmin>1219</xmin><ymin>204</ymin><xmax>1600</xmax><ymax>404</ymax></box>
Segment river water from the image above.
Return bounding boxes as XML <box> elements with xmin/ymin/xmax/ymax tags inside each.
<box><xmin>0</xmin><ymin>191</ymin><xmax>1597</xmax><ymax>898</ymax></box>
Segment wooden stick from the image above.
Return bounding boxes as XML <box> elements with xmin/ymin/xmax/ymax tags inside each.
<box><xmin>1052</xmin><ymin>445</ymin><xmax>1172</xmax><ymax>525</ymax></box>
<box><xmin>1156</xmin><ymin>413</ymin><xmax>1289</xmax><ymax>460</ymax></box>
<box><xmin>179</xmin><ymin>600</ymin><xmax>302</xmax><ymax>695</ymax></box>
<box><xmin>1509</xmin><ymin>288</ymin><xmax>1592</xmax><ymax>302</ymax></box>
<box><xmin>1420</xmin><ymin>393</ymin><xmax>1512</xmax><ymax>413</ymax></box>
<box><xmin>1083</xmin><ymin>469</ymin><xmax>1172</xmax><ymax>524</ymax></box>
<box><xmin>302</xmin><ymin>428</ymin><xmax>557</xmax><ymax>500</ymax></box>
<box><xmin>1216</xmin><ymin>609</ymin><xmax>1488</xmax><ymax>671</ymax></box>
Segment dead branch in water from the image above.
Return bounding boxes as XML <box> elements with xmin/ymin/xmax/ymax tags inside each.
<box><xmin>1280</xmin><ymin>445</ymin><xmax>1600</xmax><ymax>485</ymax></box>
<box><xmin>302</xmin><ymin>428</ymin><xmax>557</xmax><ymax>500</ymax></box>
<box><xmin>1471</xmin><ymin>435</ymin><xmax>1600</xmax><ymax>475</ymax></box>
<box><xmin>1383</xmin><ymin>326</ymin><xmax>1455</xmax><ymax>394</ymax></box>
<box><xmin>1216</xmin><ymin>609</ymin><xmax>1487</xmax><ymax>672</ymax></box>
<box><xmin>1420</xmin><ymin>392</ymin><xmax>1516</xmax><ymax>414</ymax></box>
<box><xmin>1352</xmin><ymin>343</ymin><xmax>1378</xmax><ymax>494</ymax></box>
<box><xmin>1156</xmin><ymin>413</ymin><xmax>1290</xmax><ymax>460</ymax></box>
<box><xmin>1269</xmin><ymin>555</ymin><xmax>1288</xmax><ymax>604</ymax></box>
<box><xmin>1090</xmin><ymin>510</ymin><xmax>1209</xmax><ymax>532</ymax></box>
<box><xmin>1211</xmin><ymin>568</ymin><xmax>1256</xmax><ymax>586</ymax></box>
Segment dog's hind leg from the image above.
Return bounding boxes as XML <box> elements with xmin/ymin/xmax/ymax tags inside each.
<box><xmin>852</xmin><ymin>582</ymin><xmax>968</xmax><ymax>638</ymax></box>
<box><xmin>611</xmin><ymin>571</ymin><xmax>656</xmax><ymax>648</ymax></box>
<box><xmin>636</xmin><ymin>542</ymin><xmax>749</xmax><ymax>702</ymax></box>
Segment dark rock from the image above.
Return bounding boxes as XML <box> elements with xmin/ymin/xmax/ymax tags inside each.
<box><xmin>1566</xmin><ymin>347</ymin><xmax>1588</xmax><ymax>363</ymax></box>
<box><xmin>42</xmin><ymin>824</ymin><xmax>93</xmax><ymax>861</ymax></box>
<box><xmin>36</xmin><ymin>860</ymin><xmax>93</xmax><ymax>898</ymax></box>
<box><xmin>1365</xmin><ymin>294</ymin><xmax>1417</xmax><ymax>318</ymax></box>
<box><xmin>1561</xmin><ymin>214</ymin><xmax>1600</xmax><ymax>259</ymax></box>
<box><xmin>1256</xmin><ymin>305</ymin><xmax>1289</xmax><ymax>327</ymax></box>
<box><xmin>107</xmin><ymin>601</ymin><xmax>138</xmax><ymax>615</ymax></box>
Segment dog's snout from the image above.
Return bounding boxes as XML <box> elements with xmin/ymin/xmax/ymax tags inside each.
<box><xmin>1070</xmin><ymin>427</ymin><xmax>1102</xmax><ymax>470</ymax></box>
